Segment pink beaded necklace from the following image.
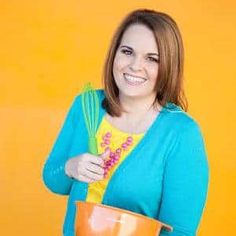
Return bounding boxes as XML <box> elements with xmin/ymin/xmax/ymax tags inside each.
<box><xmin>100</xmin><ymin>108</ymin><xmax>159</xmax><ymax>178</ymax></box>
<box><xmin>100</xmin><ymin>131</ymin><xmax>134</xmax><ymax>178</ymax></box>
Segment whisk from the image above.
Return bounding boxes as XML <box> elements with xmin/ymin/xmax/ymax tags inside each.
<box><xmin>81</xmin><ymin>83</ymin><xmax>99</xmax><ymax>155</ymax></box>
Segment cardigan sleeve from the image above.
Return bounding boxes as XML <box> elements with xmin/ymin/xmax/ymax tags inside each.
<box><xmin>42</xmin><ymin>96</ymin><xmax>81</xmax><ymax>195</ymax></box>
<box><xmin>158</xmin><ymin>120</ymin><xmax>209</xmax><ymax>236</ymax></box>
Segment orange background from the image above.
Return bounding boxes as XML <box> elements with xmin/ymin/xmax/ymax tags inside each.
<box><xmin>0</xmin><ymin>0</ymin><xmax>235</xmax><ymax>235</ymax></box>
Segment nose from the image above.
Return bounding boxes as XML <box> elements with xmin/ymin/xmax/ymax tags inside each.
<box><xmin>129</xmin><ymin>56</ymin><xmax>143</xmax><ymax>71</ymax></box>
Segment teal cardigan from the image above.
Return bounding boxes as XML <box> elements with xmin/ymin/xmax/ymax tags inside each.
<box><xmin>42</xmin><ymin>90</ymin><xmax>209</xmax><ymax>236</ymax></box>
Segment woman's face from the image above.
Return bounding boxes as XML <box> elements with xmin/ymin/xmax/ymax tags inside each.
<box><xmin>113</xmin><ymin>24</ymin><xmax>159</xmax><ymax>100</ymax></box>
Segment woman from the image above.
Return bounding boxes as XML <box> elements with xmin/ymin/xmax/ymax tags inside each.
<box><xmin>43</xmin><ymin>9</ymin><xmax>209</xmax><ymax>236</ymax></box>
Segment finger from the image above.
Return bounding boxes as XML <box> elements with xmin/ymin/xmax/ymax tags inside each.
<box><xmin>86</xmin><ymin>163</ymin><xmax>104</xmax><ymax>175</ymax></box>
<box><xmin>87</xmin><ymin>154</ymin><xmax>104</xmax><ymax>166</ymax></box>
<box><xmin>100</xmin><ymin>148</ymin><xmax>110</xmax><ymax>160</ymax></box>
<box><xmin>84</xmin><ymin>168</ymin><xmax>104</xmax><ymax>181</ymax></box>
<box><xmin>77</xmin><ymin>174</ymin><xmax>94</xmax><ymax>183</ymax></box>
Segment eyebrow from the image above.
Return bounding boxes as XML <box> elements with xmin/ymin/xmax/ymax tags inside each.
<box><xmin>120</xmin><ymin>45</ymin><xmax>159</xmax><ymax>56</ymax></box>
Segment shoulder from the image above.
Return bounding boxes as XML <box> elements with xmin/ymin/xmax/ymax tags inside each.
<box><xmin>162</xmin><ymin>102</ymin><xmax>203</xmax><ymax>136</ymax></box>
<box><xmin>163</xmin><ymin>104</ymin><xmax>208</xmax><ymax>166</ymax></box>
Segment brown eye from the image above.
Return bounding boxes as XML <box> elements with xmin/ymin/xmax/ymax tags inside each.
<box><xmin>147</xmin><ymin>57</ymin><xmax>159</xmax><ymax>63</ymax></box>
<box><xmin>121</xmin><ymin>49</ymin><xmax>132</xmax><ymax>55</ymax></box>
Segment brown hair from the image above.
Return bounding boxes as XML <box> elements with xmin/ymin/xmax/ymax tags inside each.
<box><xmin>102</xmin><ymin>8</ymin><xmax>188</xmax><ymax>116</ymax></box>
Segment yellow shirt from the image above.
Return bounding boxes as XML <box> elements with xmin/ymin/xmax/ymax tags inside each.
<box><xmin>85</xmin><ymin>117</ymin><xmax>145</xmax><ymax>203</ymax></box>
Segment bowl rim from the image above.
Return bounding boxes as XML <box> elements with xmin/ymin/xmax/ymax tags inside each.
<box><xmin>75</xmin><ymin>201</ymin><xmax>172</xmax><ymax>232</ymax></box>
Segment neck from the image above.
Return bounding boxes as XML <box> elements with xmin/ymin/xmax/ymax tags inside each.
<box><xmin>105</xmin><ymin>93</ymin><xmax>162</xmax><ymax>134</ymax></box>
<box><xmin>119</xmin><ymin>93</ymin><xmax>159</xmax><ymax>116</ymax></box>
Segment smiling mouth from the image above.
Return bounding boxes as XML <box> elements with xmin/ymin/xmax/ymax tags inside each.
<box><xmin>123</xmin><ymin>73</ymin><xmax>147</xmax><ymax>85</ymax></box>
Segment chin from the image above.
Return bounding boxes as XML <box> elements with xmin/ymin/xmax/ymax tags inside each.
<box><xmin>120</xmin><ymin>90</ymin><xmax>147</xmax><ymax>98</ymax></box>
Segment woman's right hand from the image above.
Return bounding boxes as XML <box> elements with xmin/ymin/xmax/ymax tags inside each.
<box><xmin>65</xmin><ymin>149</ymin><xmax>110</xmax><ymax>183</ymax></box>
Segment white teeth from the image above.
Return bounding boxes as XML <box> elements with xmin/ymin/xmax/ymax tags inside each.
<box><xmin>124</xmin><ymin>74</ymin><xmax>146</xmax><ymax>83</ymax></box>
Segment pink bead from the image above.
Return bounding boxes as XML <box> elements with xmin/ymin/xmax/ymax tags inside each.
<box><xmin>102</xmin><ymin>135</ymin><xmax>109</xmax><ymax>141</ymax></box>
<box><xmin>116</xmin><ymin>148</ymin><xmax>121</xmax><ymax>153</ymax></box>
<box><xmin>126</xmin><ymin>140</ymin><xmax>133</xmax><ymax>145</ymax></box>
<box><xmin>104</xmin><ymin>139</ymin><xmax>110</xmax><ymax>145</ymax></box>
<box><xmin>127</xmin><ymin>136</ymin><xmax>133</xmax><ymax>142</ymax></box>
<box><xmin>110</xmin><ymin>152</ymin><xmax>115</xmax><ymax>158</ymax></box>
<box><xmin>122</xmin><ymin>143</ymin><xmax>128</xmax><ymax>149</ymax></box>
<box><xmin>105</xmin><ymin>132</ymin><xmax>112</xmax><ymax>138</ymax></box>
<box><xmin>114</xmin><ymin>154</ymin><xmax>120</xmax><ymax>160</ymax></box>
<box><xmin>110</xmin><ymin>161</ymin><xmax>115</xmax><ymax>166</ymax></box>
<box><xmin>106</xmin><ymin>160</ymin><xmax>112</xmax><ymax>165</ymax></box>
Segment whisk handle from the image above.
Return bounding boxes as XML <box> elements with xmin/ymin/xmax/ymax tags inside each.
<box><xmin>89</xmin><ymin>137</ymin><xmax>98</xmax><ymax>155</ymax></box>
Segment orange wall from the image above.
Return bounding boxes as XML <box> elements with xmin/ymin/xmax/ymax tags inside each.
<box><xmin>0</xmin><ymin>0</ymin><xmax>235</xmax><ymax>235</ymax></box>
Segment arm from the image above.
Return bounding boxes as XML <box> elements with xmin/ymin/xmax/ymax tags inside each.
<box><xmin>42</xmin><ymin>96</ymin><xmax>81</xmax><ymax>195</ymax></box>
<box><xmin>159</xmin><ymin>121</ymin><xmax>209</xmax><ymax>236</ymax></box>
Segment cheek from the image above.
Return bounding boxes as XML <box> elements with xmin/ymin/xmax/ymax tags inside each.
<box><xmin>147</xmin><ymin>64</ymin><xmax>159</xmax><ymax>80</ymax></box>
<box><xmin>113</xmin><ymin>56</ymin><xmax>124</xmax><ymax>83</ymax></box>
<box><xmin>113</xmin><ymin>54</ymin><xmax>129</xmax><ymax>73</ymax></box>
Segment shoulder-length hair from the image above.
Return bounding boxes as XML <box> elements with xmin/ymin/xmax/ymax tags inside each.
<box><xmin>102</xmin><ymin>8</ymin><xmax>188</xmax><ymax>116</ymax></box>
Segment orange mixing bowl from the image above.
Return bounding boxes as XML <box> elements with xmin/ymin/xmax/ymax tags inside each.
<box><xmin>75</xmin><ymin>201</ymin><xmax>172</xmax><ymax>236</ymax></box>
